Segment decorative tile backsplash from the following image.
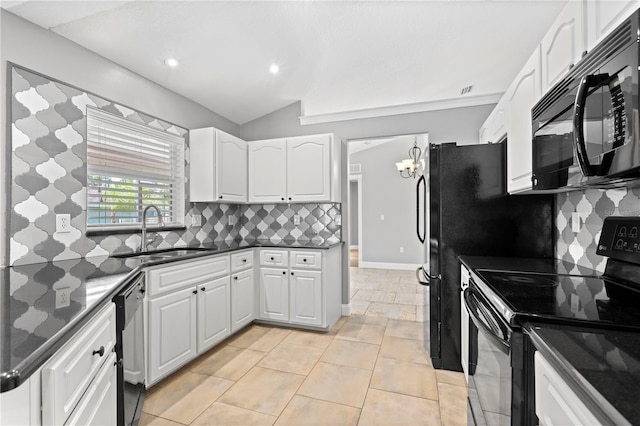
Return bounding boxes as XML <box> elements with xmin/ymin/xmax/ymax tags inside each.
<box><xmin>8</xmin><ymin>65</ymin><xmax>341</xmax><ymax>266</ymax></box>
<box><xmin>556</xmin><ymin>187</ymin><xmax>640</xmax><ymax>273</ymax></box>
<box><xmin>240</xmin><ymin>203</ymin><xmax>341</xmax><ymax>245</ymax></box>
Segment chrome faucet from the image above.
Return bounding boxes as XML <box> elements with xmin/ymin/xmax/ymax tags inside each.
<box><xmin>140</xmin><ymin>205</ymin><xmax>164</xmax><ymax>252</ymax></box>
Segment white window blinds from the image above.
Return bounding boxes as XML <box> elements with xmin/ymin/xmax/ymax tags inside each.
<box><xmin>86</xmin><ymin>107</ymin><xmax>185</xmax><ymax>230</ymax></box>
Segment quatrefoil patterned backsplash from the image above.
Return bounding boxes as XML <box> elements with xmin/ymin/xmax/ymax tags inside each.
<box><xmin>9</xmin><ymin>65</ymin><xmax>341</xmax><ymax>266</ymax></box>
<box><xmin>556</xmin><ymin>187</ymin><xmax>640</xmax><ymax>273</ymax></box>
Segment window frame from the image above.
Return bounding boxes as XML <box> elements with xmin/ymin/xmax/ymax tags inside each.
<box><xmin>85</xmin><ymin>107</ymin><xmax>185</xmax><ymax>232</ymax></box>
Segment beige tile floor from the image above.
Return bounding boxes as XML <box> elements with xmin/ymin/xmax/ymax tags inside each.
<box><xmin>350</xmin><ymin>267</ymin><xmax>427</xmax><ymax>322</ymax></box>
<box><xmin>140</xmin><ymin>268</ymin><xmax>467</xmax><ymax>425</ymax></box>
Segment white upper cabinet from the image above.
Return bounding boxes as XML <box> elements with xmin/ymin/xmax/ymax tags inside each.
<box><xmin>248</xmin><ymin>138</ymin><xmax>287</xmax><ymax>203</ymax></box>
<box><xmin>540</xmin><ymin>1</ymin><xmax>585</xmax><ymax>91</ymax></box>
<box><xmin>189</xmin><ymin>127</ymin><xmax>247</xmax><ymax>203</ymax></box>
<box><xmin>586</xmin><ymin>0</ymin><xmax>639</xmax><ymax>51</ymax></box>
<box><xmin>248</xmin><ymin>134</ymin><xmax>341</xmax><ymax>203</ymax></box>
<box><xmin>506</xmin><ymin>46</ymin><xmax>541</xmax><ymax>194</ymax></box>
<box><xmin>287</xmin><ymin>134</ymin><xmax>332</xmax><ymax>202</ymax></box>
<box><xmin>479</xmin><ymin>95</ymin><xmax>507</xmax><ymax>145</ymax></box>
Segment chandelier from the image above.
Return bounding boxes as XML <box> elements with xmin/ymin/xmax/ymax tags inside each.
<box><xmin>395</xmin><ymin>138</ymin><xmax>422</xmax><ymax>179</ymax></box>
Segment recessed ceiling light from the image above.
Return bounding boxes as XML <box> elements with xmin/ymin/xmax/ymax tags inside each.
<box><xmin>164</xmin><ymin>58</ymin><xmax>179</xmax><ymax>68</ymax></box>
<box><xmin>269</xmin><ymin>64</ymin><xmax>280</xmax><ymax>75</ymax></box>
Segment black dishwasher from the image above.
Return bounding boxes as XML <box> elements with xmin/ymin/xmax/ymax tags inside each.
<box><xmin>114</xmin><ymin>272</ymin><xmax>146</xmax><ymax>426</ymax></box>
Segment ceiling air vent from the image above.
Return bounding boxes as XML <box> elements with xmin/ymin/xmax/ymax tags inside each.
<box><xmin>350</xmin><ymin>164</ymin><xmax>362</xmax><ymax>174</ymax></box>
<box><xmin>460</xmin><ymin>85</ymin><xmax>473</xmax><ymax>95</ymax></box>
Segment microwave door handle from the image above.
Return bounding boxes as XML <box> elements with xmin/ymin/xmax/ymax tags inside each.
<box><xmin>573</xmin><ymin>74</ymin><xmax>609</xmax><ymax>176</ymax></box>
<box><xmin>416</xmin><ymin>174</ymin><xmax>426</xmax><ymax>244</ymax></box>
<box><xmin>463</xmin><ymin>288</ymin><xmax>510</xmax><ymax>353</ymax></box>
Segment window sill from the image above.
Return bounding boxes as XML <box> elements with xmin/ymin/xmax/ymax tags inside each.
<box><xmin>86</xmin><ymin>225</ymin><xmax>187</xmax><ymax>236</ymax></box>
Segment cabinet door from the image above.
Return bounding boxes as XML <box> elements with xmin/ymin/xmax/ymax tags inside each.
<box><xmin>586</xmin><ymin>0</ymin><xmax>639</xmax><ymax>51</ymax></box>
<box><xmin>197</xmin><ymin>275</ymin><xmax>231</xmax><ymax>353</ymax></box>
<box><xmin>232</xmin><ymin>269</ymin><xmax>255</xmax><ymax>332</ymax></box>
<box><xmin>506</xmin><ymin>47</ymin><xmax>541</xmax><ymax>194</ymax></box>
<box><xmin>535</xmin><ymin>352</ymin><xmax>600</xmax><ymax>425</ymax></box>
<box><xmin>217</xmin><ymin>131</ymin><xmax>247</xmax><ymax>203</ymax></box>
<box><xmin>479</xmin><ymin>96</ymin><xmax>507</xmax><ymax>145</ymax></box>
<box><xmin>290</xmin><ymin>270</ymin><xmax>323</xmax><ymax>326</ymax></box>
<box><xmin>259</xmin><ymin>267</ymin><xmax>289</xmax><ymax>321</ymax></box>
<box><xmin>541</xmin><ymin>1</ymin><xmax>585</xmax><ymax>91</ymax></box>
<box><xmin>148</xmin><ymin>287</ymin><xmax>197</xmax><ymax>384</ymax></box>
<box><xmin>287</xmin><ymin>135</ymin><xmax>331</xmax><ymax>202</ymax></box>
<box><xmin>189</xmin><ymin>127</ymin><xmax>215</xmax><ymax>202</ymax></box>
<box><xmin>248</xmin><ymin>139</ymin><xmax>287</xmax><ymax>203</ymax></box>
<box><xmin>65</xmin><ymin>352</ymin><xmax>117</xmax><ymax>426</ymax></box>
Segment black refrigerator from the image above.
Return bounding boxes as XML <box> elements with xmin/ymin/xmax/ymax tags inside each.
<box><xmin>416</xmin><ymin>142</ymin><xmax>555</xmax><ymax>371</ymax></box>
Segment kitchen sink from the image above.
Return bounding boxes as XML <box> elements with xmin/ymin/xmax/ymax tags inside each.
<box><xmin>111</xmin><ymin>247</ymin><xmax>214</xmax><ymax>262</ymax></box>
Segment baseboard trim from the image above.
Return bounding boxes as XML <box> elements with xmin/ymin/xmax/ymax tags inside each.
<box><xmin>342</xmin><ymin>304</ymin><xmax>351</xmax><ymax>316</ymax></box>
<box><xmin>358</xmin><ymin>261</ymin><xmax>420</xmax><ymax>271</ymax></box>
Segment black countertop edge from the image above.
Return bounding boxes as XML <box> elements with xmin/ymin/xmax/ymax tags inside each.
<box><xmin>1</xmin><ymin>241</ymin><xmax>344</xmax><ymax>392</ymax></box>
<box><xmin>0</xmin><ymin>270</ymin><xmax>143</xmax><ymax>393</ymax></box>
<box><xmin>523</xmin><ymin>323</ymin><xmax>632</xmax><ymax>426</ymax></box>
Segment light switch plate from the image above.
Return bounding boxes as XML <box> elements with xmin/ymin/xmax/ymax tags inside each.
<box><xmin>293</xmin><ymin>215</ymin><xmax>301</xmax><ymax>225</ymax></box>
<box><xmin>572</xmin><ymin>212</ymin><xmax>581</xmax><ymax>233</ymax></box>
<box><xmin>191</xmin><ymin>215</ymin><xmax>202</xmax><ymax>227</ymax></box>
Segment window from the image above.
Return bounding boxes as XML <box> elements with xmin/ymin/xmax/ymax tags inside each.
<box><xmin>86</xmin><ymin>107</ymin><xmax>185</xmax><ymax>230</ymax></box>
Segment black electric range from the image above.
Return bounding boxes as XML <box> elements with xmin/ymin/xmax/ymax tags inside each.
<box><xmin>460</xmin><ymin>216</ymin><xmax>640</xmax><ymax>425</ymax></box>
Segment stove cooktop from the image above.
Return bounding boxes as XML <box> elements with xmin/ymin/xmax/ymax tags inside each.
<box><xmin>472</xmin><ymin>269</ymin><xmax>640</xmax><ymax>329</ymax></box>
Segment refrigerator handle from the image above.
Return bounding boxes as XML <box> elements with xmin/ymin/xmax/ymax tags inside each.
<box><xmin>416</xmin><ymin>174</ymin><xmax>426</xmax><ymax>243</ymax></box>
<box><xmin>416</xmin><ymin>267</ymin><xmax>429</xmax><ymax>286</ymax></box>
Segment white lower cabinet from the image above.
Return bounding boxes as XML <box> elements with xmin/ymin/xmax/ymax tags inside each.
<box><xmin>258</xmin><ymin>247</ymin><xmax>342</xmax><ymax>329</ymax></box>
<box><xmin>535</xmin><ymin>352</ymin><xmax>600</xmax><ymax>426</ymax></box>
<box><xmin>148</xmin><ymin>286</ymin><xmax>198</xmax><ymax>385</ymax></box>
<box><xmin>231</xmin><ymin>268</ymin><xmax>256</xmax><ymax>332</ymax></box>
<box><xmin>41</xmin><ymin>302</ymin><xmax>117</xmax><ymax>426</ymax></box>
<box><xmin>146</xmin><ymin>256</ymin><xmax>231</xmax><ymax>385</ymax></box>
<box><xmin>198</xmin><ymin>275</ymin><xmax>231</xmax><ymax>352</ymax></box>
<box><xmin>65</xmin><ymin>352</ymin><xmax>117</xmax><ymax>426</ymax></box>
<box><xmin>290</xmin><ymin>270</ymin><xmax>323</xmax><ymax>326</ymax></box>
<box><xmin>259</xmin><ymin>267</ymin><xmax>289</xmax><ymax>321</ymax></box>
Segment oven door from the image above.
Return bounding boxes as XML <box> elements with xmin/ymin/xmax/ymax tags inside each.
<box><xmin>464</xmin><ymin>285</ymin><xmax>512</xmax><ymax>425</ymax></box>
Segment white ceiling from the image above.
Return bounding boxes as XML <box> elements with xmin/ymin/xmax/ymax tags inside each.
<box><xmin>2</xmin><ymin>0</ymin><xmax>568</xmax><ymax>125</ymax></box>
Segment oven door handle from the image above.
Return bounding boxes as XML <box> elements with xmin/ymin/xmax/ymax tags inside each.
<box><xmin>573</xmin><ymin>73</ymin><xmax>609</xmax><ymax>177</ymax></box>
<box><xmin>463</xmin><ymin>288</ymin><xmax>510</xmax><ymax>354</ymax></box>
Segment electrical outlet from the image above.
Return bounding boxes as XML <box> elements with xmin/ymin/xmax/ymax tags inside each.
<box><xmin>191</xmin><ymin>215</ymin><xmax>202</xmax><ymax>226</ymax></box>
<box><xmin>293</xmin><ymin>215</ymin><xmax>301</xmax><ymax>225</ymax></box>
<box><xmin>228</xmin><ymin>215</ymin><xmax>237</xmax><ymax>226</ymax></box>
<box><xmin>56</xmin><ymin>214</ymin><xmax>71</xmax><ymax>233</ymax></box>
<box><xmin>399</xmin><ymin>247</ymin><xmax>404</xmax><ymax>253</ymax></box>
<box><xmin>380</xmin><ymin>214</ymin><xmax>385</xmax><ymax>221</ymax></box>
<box><xmin>56</xmin><ymin>287</ymin><xmax>71</xmax><ymax>309</ymax></box>
<box><xmin>572</xmin><ymin>212</ymin><xmax>581</xmax><ymax>233</ymax></box>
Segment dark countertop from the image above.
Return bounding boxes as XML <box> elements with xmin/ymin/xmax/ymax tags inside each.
<box><xmin>458</xmin><ymin>255</ymin><xmax>599</xmax><ymax>276</ymax></box>
<box><xmin>1</xmin><ymin>239</ymin><xmax>343</xmax><ymax>392</ymax></box>
<box><xmin>525</xmin><ymin>323</ymin><xmax>639</xmax><ymax>425</ymax></box>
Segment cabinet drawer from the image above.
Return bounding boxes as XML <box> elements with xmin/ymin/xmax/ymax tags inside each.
<box><xmin>231</xmin><ymin>250</ymin><xmax>254</xmax><ymax>272</ymax></box>
<box><xmin>290</xmin><ymin>251</ymin><xmax>322</xmax><ymax>269</ymax></box>
<box><xmin>42</xmin><ymin>303</ymin><xmax>116</xmax><ymax>426</ymax></box>
<box><xmin>147</xmin><ymin>255</ymin><xmax>230</xmax><ymax>296</ymax></box>
<box><xmin>260</xmin><ymin>249</ymin><xmax>289</xmax><ymax>267</ymax></box>
<box><xmin>65</xmin><ymin>352</ymin><xmax>117</xmax><ymax>426</ymax></box>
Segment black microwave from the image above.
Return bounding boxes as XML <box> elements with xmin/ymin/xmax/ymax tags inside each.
<box><xmin>531</xmin><ymin>9</ymin><xmax>640</xmax><ymax>191</ymax></box>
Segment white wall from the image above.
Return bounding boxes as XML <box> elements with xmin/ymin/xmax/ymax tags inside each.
<box><xmin>0</xmin><ymin>10</ymin><xmax>241</xmax><ymax>266</ymax></box>
<box><xmin>350</xmin><ymin>137</ymin><xmax>423</xmax><ymax>266</ymax></box>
